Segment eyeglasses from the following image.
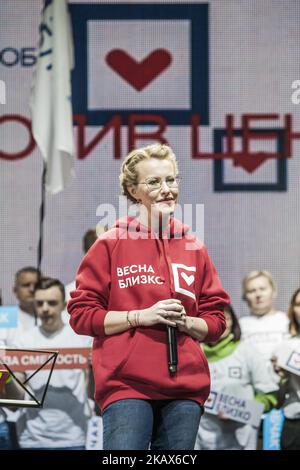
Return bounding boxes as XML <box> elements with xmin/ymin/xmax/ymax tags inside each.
<box><xmin>138</xmin><ymin>176</ymin><xmax>181</xmax><ymax>192</ymax></box>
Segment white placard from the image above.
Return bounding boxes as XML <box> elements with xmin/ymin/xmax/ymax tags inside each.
<box><xmin>277</xmin><ymin>344</ymin><xmax>300</xmax><ymax>376</ymax></box>
<box><xmin>0</xmin><ymin>306</ymin><xmax>19</xmax><ymax>329</ymax></box>
<box><xmin>85</xmin><ymin>416</ymin><xmax>103</xmax><ymax>450</ymax></box>
<box><xmin>204</xmin><ymin>390</ymin><xmax>264</xmax><ymax>427</ymax></box>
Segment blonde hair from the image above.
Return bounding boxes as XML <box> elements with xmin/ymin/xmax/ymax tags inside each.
<box><xmin>242</xmin><ymin>270</ymin><xmax>276</xmax><ymax>300</ymax></box>
<box><xmin>119</xmin><ymin>144</ymin><xmax>178</xmax><ymax>203</ymax></box>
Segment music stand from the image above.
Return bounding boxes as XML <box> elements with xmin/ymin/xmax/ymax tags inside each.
<box><xmin>0</xmin><ymin>347</ymin><xmax>58</xmax><ymax>408</ymax></box>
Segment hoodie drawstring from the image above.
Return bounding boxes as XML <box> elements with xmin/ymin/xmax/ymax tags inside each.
<box><xmin>154</xmin><ymin>236</ymin><xmax>176</xmax><ymax>296</ymax></box>
<box><xmin>162</xmin><ymin>237</ymin><xmax>176</xmax><ymax>296</ymax></box>
<box><xmin>155</xmin><ymin>236</ymin><xmax>165</xmax><ymax>282</ymax></box>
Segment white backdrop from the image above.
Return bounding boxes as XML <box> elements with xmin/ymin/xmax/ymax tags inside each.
<box><xmin>0</xmin><ymin>0</ymin><xmax>299</xmax><ymax>317</ymax></box>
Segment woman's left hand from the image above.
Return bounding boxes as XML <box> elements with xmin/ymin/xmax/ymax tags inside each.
<box><xmin>172</xmin><ymin>307</ymin><xmax>187</xmax><ymax>332</ymax></box>
<box><xmin>173</xmin><ymin>312</ymin><xmax>208</xmax><ymax>341</ymax></box>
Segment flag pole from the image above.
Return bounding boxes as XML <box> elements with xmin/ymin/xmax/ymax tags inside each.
<box><xmin>37</xmin><ymin>161</ymin><xmax>46</xmax><ymax>271</ymax></box>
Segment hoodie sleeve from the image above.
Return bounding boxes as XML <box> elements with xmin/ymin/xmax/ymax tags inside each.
<box><xmin>197</xmin><ymin>246</ymin><xmax>229</xmax><ymax>343</ymax></box>
<box><xmin>67</xmin><ymin>239</ymin><xmax>111</xmax><ymax>338</ymax></box>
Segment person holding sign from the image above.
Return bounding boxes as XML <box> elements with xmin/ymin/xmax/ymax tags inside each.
<box><xmin>12</xmin><ymin>278</ymin><xmax>92</xmax><ymax>450</ymax></box>
<box><xmin>240</xmin><ymin>270</ymin><xmax>289</xmax><ymax>377</ymax></box>
<box><xmin>68</xmin><ymin>144</ymin><xmax>230</xmax><ymax>450</ymax></box>
<box><xmin>195</xmin><ymin>304</ymin><xmax>278</xmax><ymax>450</ymax></box>
<box><xmin>272</xmin><ymin>287</ymin><xmax>300</xmax><ymax>450</ymax></box>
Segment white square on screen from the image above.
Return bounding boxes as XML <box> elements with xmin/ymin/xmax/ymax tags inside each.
<box><xmin>88</xmin><ymin>20</ymin><xmax>190</xmax><ymax>110</ymax></box>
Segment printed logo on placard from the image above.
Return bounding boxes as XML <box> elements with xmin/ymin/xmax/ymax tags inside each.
<box><xmin>228</xmin><ymin>366</ymin><xmax>242</xmax><ymax>379</ymax></box>
<box><xmin>286</xmin><ymin>351</ymin><xmax>300</xmax><ymax>373</ymax></box>
<box><xmin>205</xmin><ymin>391</ymin><xmax>217</xmax><ymax>410</ymax></box>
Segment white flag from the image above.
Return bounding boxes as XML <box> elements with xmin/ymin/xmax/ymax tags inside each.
<box><xmin>31</xmin><ymin>0</ymin><xmax>75</xmax><ymax>194</ymax></box>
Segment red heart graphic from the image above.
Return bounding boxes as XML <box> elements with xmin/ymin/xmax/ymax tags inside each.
<box><xmin>233</xmin><ymin>153</ymin><xmax>270</xmax><ymax>173</ymax></box>
<box><xmin>106</xmin><ymin>49</ymin><xmax>172</xmax><ymax>91</ymax></box>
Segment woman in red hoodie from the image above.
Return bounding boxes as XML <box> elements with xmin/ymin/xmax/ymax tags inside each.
<box><xmin>68</xmin><ymin>143</ymin><xmax>230</xmax><ymax>450</ymax></box>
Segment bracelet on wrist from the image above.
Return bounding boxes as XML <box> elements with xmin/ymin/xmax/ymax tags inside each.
<box><xmin>127</xmin><ymin>310</ymin><xmax>135</xmax><ymax>328</ymax></box>
<box><xmin>127</xmin><ymin>310</ymin><xmax>141</xmax><ymax>328</ymax></box>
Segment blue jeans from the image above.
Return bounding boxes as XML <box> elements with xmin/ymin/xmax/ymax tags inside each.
<box><xmin>103</xmin><ymin>399</ymin><xmax>202</xmax><ymax>450</ymax></box>
<box><xmin>22</xmin><ymin>446</ymin><xmax>86</xmax><ymax>450</ymax></box>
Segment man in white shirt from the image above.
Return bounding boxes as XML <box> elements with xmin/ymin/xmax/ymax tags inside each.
<box><xmin>12</xmin><ymin>277</ymin><xmax>92</xmax><ymax>450</ymax></box>
<box><xmin>0</xmin><ymin>267</ymin><xmax>40</xmax><ymax>450</ymax></box>
<box><xmin>0</xmin><ymin>267</ymin><xmax>41</xmax><ymax>344</ymax></box>
<box><xmin>239</xmin><ymin>270</ymin><xmax>289</xmax><ymax>368</ymax></box>
<box><xmin>13</xmin><ymin>267</ymin><xmax>41</xmax><ymax>329</ymax></box>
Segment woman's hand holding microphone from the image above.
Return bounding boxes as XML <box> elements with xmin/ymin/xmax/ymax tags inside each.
<box><xmin>131</xmin><ymin>299</ymin><xmax>187</xmax><ymax>328</ymax></box>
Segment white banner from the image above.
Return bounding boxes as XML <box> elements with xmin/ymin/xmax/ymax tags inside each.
<box><xmin>204</xmin><ymin>390</ymin><xmax>265</xmax><ymax>427</ymax></box>
<box><xmin>277</xmin><ymin>344</ymin><xmax>300</xmax><ymax>376</ymax></box>
<box><xmin>85</xmin><ymin>416</ymin><xmax>103</xmax><ymax>450</ymax></box>
<box><xmin>31</xmin><ymin>0</ymin><xmax>75</xmax><ymax>194</ymax></box>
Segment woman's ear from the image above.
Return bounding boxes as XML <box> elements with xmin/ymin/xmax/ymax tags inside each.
<box><xmin>127</xmin><ymin>185</ymin><xmax>139</xmax><ymax>202</ymax></box>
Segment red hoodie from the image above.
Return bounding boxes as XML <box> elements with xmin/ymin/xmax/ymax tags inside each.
<box><xmin>68</xmin><ymin>217</ymin><xmax>229</xmax><ymax>411</ymax></box>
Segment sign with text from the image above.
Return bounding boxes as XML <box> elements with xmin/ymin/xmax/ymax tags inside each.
<box><xmin>0</xmin><ymin>347</ymin><xmax>58</xmax><ymax>407</ymax></box>
<box><xmin>277</xmin><ymin>343</ymin><xmax>300</xmax><ymax>376</ymax></box>
<box><xmin>204</xmin><ymin>390</ymin><xmax>264</xmax><ymax>427</ymax></box>
<box><xmin>0</xmin><ymin>306</ymin><xmax>18</xmax><ymax>329</ymax></box>
<box><xmin>263</xmin><ymin>409</ymin><xmax>285</xmax><ymax>450</ymax></box>
<box><xmin>0</xmin><ymin>347</ymin><xmax>91</xmax><ymax>371</ymax></box>
<box><xmin>86</xmin><ymin>416</ymin><xmax>103</xmax><ymax>450</ymax></box>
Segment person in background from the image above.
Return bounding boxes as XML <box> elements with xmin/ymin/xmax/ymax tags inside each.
<box><xmin>12</xmin><ymin>277</ymin><xmax>92</xmax><ymax>450</ymax></box>
<box><xmin>63</xmin><ymin>228</ymin><xmax>107</xmax><ymax>411</ymax></box>
<box><xmin>272</xmin><ymin>287</ymin><xmax>300</xmax><ymax>450</ymax></box>
<box><xmin>0</xmin><ymin>266</ymin><xmax>41</xmax><ymax>450</ymax></box>
<box><xmin>239</xmin><ymin>270</ymin><xmax>289</xmax><ymax>374</ymax></box>
<box><xmin>63</xmin><ymin>227</ymin><xmax>106</xmax><ymax>324</ymax></box>
<box><xmin>0</xmin><ymin>267</ymin><xmax>41</xmax><ymax>344</ymax></box>
<box><xmin>13</xmin><ymin>267</ymin><xmax>41</xmax><ymax>329</ymax></box>
<box><xmin>65</xmin><ymin>228</ymin><xmax>106</xmax><ymax>300</ymax></box>
<box><xmin>195</xmin><ymin>304</ymin><xmax>278</xmax><ymax>450</ymax></box>
<box><xmin>0</xmin><ymin>267</ymin><xmax>41</xmax><ymax>346</ymax></box>
<box><xmin>68</xmin><ymin>143</ymin><xmax>229</xmax><ymax>450</ymax></box>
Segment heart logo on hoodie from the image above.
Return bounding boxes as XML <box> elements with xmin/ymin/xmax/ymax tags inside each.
<box><xmin>181</xmin><ymin>272</ymin><xmax>195</xmax><ymax>286</ymax></box>
<box><xmin>171</xmin><ymin>263</ymin><xmax>196</xmax><ymax>300</ymax></box>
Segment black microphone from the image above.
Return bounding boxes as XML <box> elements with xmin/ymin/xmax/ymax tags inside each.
<box><xmin>167</xmin><ymin>325</ymin><xmax>178</xmax><ymax>375</ymax></box>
